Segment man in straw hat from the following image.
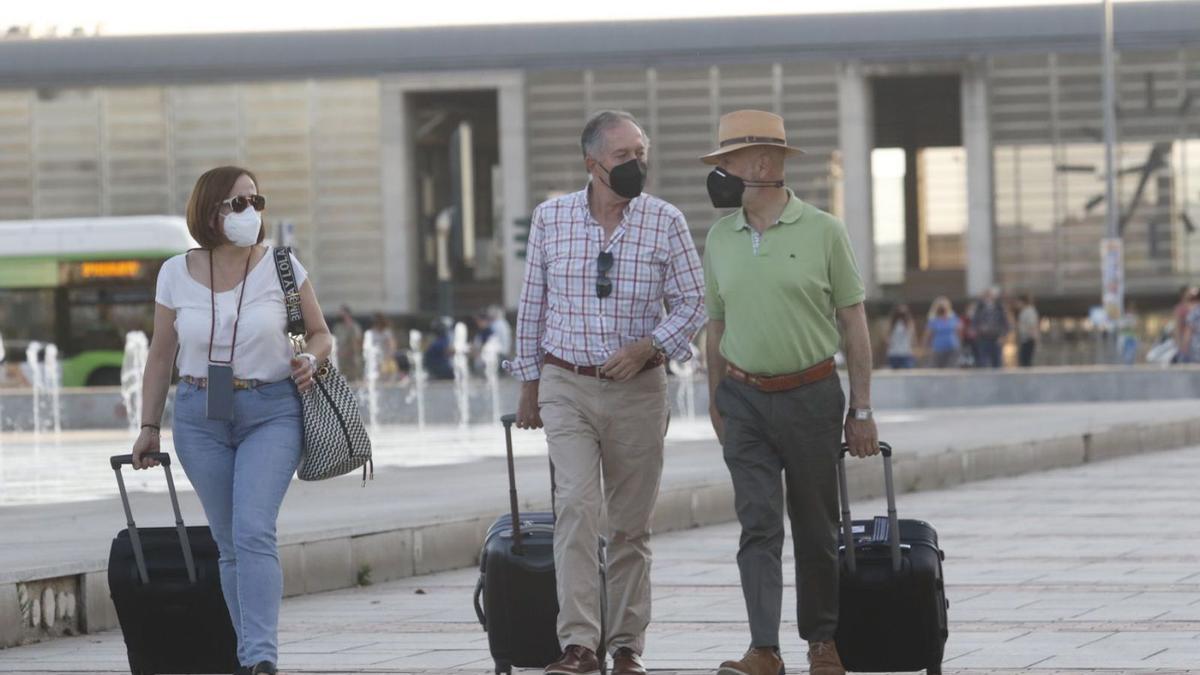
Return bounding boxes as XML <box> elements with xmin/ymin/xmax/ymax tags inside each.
<box><xmin>701</xmin><ymin>110</ymin><xmax>879</xmax><ymax>675</ymax></box>
<box><xmin>509</xmin><ymin>110</ymin><xmax>706</xmax><ymax>675</ymax></box>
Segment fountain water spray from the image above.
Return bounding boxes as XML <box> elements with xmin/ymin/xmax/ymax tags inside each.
<box><xmin>452</xmin><ymin>322</ymin><xmax>470</xmax><ymax>429</ymax></box>
<box><xmin>668</xmin><ymin>343</ymin><xmax>701</xmax><ymax>420</ymax></box>
<box><xmin>25</xmin><ymin>342</ymin><xmax>42</xmax><ymax>434</ymax></box>
<box><xmin>43</xmin><ymin>344</ymin><xmax>62</xmax><ymax>435</ymax></box>
<box><xmin>362</xmin><ymin>333</ymin><xmax>381</xmax><ymax>435</ymax></box>
<box><xmin>405</xmin><ymin>330</ymin><xmax>426</xmax><ymax>430</ymax></box>
<box><xmin>481</xmin><ymin>336</ymin><xmax>501</xmax><ymax>424</ymax></box>
<box><xmin>120</xmin><ymin>332</ymin><xmax>149</xmax><ymax>436</ymax></box>
<box><xmin>0</xmin><ymin>331</ymin><xmax>5</xmax><ymax>444</ymax></box>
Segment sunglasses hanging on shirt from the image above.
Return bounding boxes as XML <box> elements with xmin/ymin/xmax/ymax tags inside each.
<box><xmin>596</xmin><ymin>251</ymin><xmax>614</xmax><ymax>299</ymax></box>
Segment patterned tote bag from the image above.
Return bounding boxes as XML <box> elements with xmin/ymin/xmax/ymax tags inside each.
<box><xmin>272</xmin><ymin>247</ymin><xmax>373</xmax><ymax>483</ymax></box>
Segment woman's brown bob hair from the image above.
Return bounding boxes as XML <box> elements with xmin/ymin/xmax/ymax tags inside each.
<box><xmin>185</xmin><ymin>166</ymin><xmax>266</xmax><ymax>249</ymax></box>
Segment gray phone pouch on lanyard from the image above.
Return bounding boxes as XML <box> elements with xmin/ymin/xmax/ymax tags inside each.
<box><xmin>205</xmin><ymin>248</ymin><xmax>252</xmax><ymax>421</ymax></box>
<box><xmin>206</xmin><ymin>364</ymin><xmax>234</xmax><ymax>420</ymax></box>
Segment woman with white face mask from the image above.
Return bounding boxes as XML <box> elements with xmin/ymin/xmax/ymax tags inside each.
<box><xmin>131</xmin><ymin>166</ymin><xmax>334</xmax><ymax>675</ymax></box>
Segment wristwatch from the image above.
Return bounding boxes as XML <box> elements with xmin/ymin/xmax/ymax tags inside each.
<box><xmin>847</xmin><ymin>407</ymin><xmax>874</xmax><ymax>421</ymax></box>
<box><xmin>297</xmin><ymin>353</ymin><xmax>318</xmax><ymax>370</ymax></box>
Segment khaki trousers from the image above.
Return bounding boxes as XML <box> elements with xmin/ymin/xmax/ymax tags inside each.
<box><xmin>537</xmin><ymin>363</ymin><xmax>669</xmax><ymax>655</ymax></box>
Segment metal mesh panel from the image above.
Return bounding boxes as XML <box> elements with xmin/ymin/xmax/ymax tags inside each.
<box><xmin>0</xmin><ymin>91</ymin><xmax>33</xmax><ymax>220</ymax></box>
<box><xmin>4</xmin><ymin>79</ymin><xmax>385</xmax><ymax>309</ymax></box>
<box><xmin>525</xmin><ymin>62</ymin><xmax>840</xmax><ymax>250</ymax></box>
<box><xmin>32</xmin><ymin>89</ymin><xmax>102</xmax><ymax>218</ymax></box>
<box><xmin>992</xmin><ymin>49</ymin><xmax>1200</xmax><ymax>295</ymax></box>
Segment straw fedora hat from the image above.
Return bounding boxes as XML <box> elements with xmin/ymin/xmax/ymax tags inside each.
<box><xmin>700</xmin><ymin>110</ymin><xmax>805</xmax><ymax>165</ymax></box>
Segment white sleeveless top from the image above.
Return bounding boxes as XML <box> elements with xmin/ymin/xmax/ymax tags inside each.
<box><xmin>155</xmin><ymin>246</ymin><xmax>308</xmax><ymax>381</ymax></box>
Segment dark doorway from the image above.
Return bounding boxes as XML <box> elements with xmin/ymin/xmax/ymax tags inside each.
<box><xmin>408</xmin><ymin>90</ymin><xmax>501</xmax><ymax>317</ymax></box>
<box><xmin>871</xmin><ymin>75</ymin><xmax>967</xmax><ymax>297</ymax></box>
<box><xmin>873</xmin><ymin>76</ymin><xmax>962</xmax><ymax>148</ymax></box>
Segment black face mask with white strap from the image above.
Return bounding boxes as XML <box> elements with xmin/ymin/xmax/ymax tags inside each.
<box><xmin>706</xmin><ymin>167</ymin><xmax>784</xmax><ymax>208</ymax></box>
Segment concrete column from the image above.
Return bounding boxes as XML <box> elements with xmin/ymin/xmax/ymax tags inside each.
<box><xmin>497</xmin><ymin>77</ymin><xmax>529</xmax><ymax>310</ymax></box>
<box><xmin>379</xmin><ymin>86</ymin><xmax>418</xmax><ymax>314</ymax></box>
<box><xmin>836</xmin><ymin>61</ymin><xmax>877</xmax><ymax>297</ymax></box>
<box><xmin>961</xmin><ymin>60</ymin><xmax>995</xmax><ymax>297</ymax></box>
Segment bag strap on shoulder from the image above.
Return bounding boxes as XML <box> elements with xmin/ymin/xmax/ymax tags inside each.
<box><xmin>272</xmin><ymin>246</ymin><xmax>306</xmax><ymax>336</ymax></box>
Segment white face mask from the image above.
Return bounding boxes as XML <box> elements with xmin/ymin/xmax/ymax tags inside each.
<box><xmin>222</xmin><ymin>208</ymin><xmax>261</xmax><ymax>247</ymax></box>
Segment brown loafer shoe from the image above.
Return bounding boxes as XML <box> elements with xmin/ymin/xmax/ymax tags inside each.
<box><xmin>807</xmin><ymin>641</ymin><xmax>845</xmax><ymax>675</ymax></box>
<box><xmin>717</xmin><ymin>647</ymin><xmax>785</xmax><ymax>675</ymax></box>
<box><xmin>612</xmin><ymin>647</ymin><xmax>646</xmax><ymax>675</ymax></box>
<box><xmin>546</xmin><ymin>645</ymin><xmax>601</xmax><ymax>675</ymax></box>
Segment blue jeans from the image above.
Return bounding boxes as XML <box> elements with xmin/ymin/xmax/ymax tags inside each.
<box><xmin>888</xmin><ymin>355</ymin><xmax>916</xmax><ymax>369</ymax></box>
<box><xmin>172</xmin><ymin>378</ymin><xmax>302</xmax><ymax>667</ymax></box>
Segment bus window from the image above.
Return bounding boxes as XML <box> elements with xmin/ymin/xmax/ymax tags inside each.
<box><xmin>0</xmin><ymin>289</ymin><xmax>55</xmax><ymax>344</ymax></box>
<box><xmin>65</xmin><ymin>287</ymin><xmax>153</xmax><ymax>354</ymax></box>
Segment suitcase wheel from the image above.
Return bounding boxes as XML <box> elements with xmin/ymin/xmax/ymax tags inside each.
<box><xmin>927</xmin><ymin>666</ymin><xmax>942</xmax><ymax>674</ymax></box>
<box><xmin>494</xmin><ymin>660</ymin><xmax>512</xmax><ymax>675</ymax></box>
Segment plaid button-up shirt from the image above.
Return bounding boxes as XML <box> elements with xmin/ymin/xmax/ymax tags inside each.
<box><xmin>507</xmin><ymin>187</ymin><xmax>706</xmax><ymax>382</ymax></box>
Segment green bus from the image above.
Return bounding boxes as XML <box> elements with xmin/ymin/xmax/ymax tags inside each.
<box><xmin>0</xmin><ymin>216</ymin><xmax>196</xmax><ymax>387</ymax></box>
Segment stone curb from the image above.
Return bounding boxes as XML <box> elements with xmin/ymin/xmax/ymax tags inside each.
<box><xmin>4</xmin><ymin>366</ymin><xmax>1199</xmax><ymax>432</ymax></box>
<box><xmin>3</xmin><ymin>416</ymin><xmax>1198</xmax><ymax>648</ymax></box>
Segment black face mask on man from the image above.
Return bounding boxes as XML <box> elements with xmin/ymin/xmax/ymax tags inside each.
<box><xmin>706</xmin><ymin>167</ymin><xmax>784</xmax><ymax>208</ymax></box>
<box><xmin>596</xmin><ymin>158</ymin><xmax>647</xmax><ymax>200</ymax></box>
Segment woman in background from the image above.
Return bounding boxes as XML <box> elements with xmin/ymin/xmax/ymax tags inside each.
<box><xmin>923</xmin><ymin>296</ymin><xmax>962</xmax><ymax>369</ymax></box>
<box><xmin>885</xmin><ymin>304</ymin><xmax>917</xmax><ymax>369</ymax></box>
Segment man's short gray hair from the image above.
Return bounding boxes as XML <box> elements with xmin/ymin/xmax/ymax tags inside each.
<box><xmin>580</xmin><ymin>110</ymin><xmax>647</xmax><ymax>159</ymax></box>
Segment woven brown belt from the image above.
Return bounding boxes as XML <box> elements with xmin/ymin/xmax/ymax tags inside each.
<box><xmin>180</xmin><ymin>374</ymin><xmax>264</xmax><ymax>390</ymax></box>
<box><xmin>726</xmin><ymin>358</ymin><xmax>835</xmax><ymax>393</ymax></box>
<box><xmin>544</xmin><ymin>352</ymin><xmax>665</xmax><ymax>379</ymax></box>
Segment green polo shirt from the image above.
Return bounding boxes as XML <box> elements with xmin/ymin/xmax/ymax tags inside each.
<box><xmin>703</xmin><ymin>190</ymin><xmax>865</xmax><ymax>376</ymax></box>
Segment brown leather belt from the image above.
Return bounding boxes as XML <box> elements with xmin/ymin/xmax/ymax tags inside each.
<box><xmin>726</xmin><ymin>358</ymin><xmax>835</xmax><ymax>393</ymax></box>
<box><xmin>180</xmin><ymin>374</ymin><xmax>264</xmax><ymax>390</ymax></box>
<box><xmin>545</xmin><ymin>352</ymin><xmax>665</xmax><ymax>379</ymax></box>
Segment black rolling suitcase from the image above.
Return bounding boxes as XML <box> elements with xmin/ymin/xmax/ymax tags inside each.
<box><xmin>834</xmin><ymin>442</ymin><xmax>949</xmax><ymax>674</ymax></box>
<box><xmin>108</xmin><ymin>452</ymin><xmax>239</xmax><ymax>675</ymax></box>
<box><xmin>473</xmin><ymin>414</ymin><xmax>607</xmax><ymax>675</ymax></box>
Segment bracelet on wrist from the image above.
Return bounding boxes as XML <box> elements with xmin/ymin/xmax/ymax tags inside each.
<box><xmin>649</xmin><ymin>335</ymin><xmax>666</xmax><ymax>355</ymax></box>
<box><xmin>141</xmin><ymin>424</ymin><xmax>160</xmax><ymax>433</ymax></box>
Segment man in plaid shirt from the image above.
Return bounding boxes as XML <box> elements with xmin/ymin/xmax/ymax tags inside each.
<box><xmin>508</xmin><ymin>110</ymin><xmax>706</xmax><ymax>675</ymax></box>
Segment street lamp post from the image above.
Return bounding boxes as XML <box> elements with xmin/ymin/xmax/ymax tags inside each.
<box><xmin>1100</xmin><ymin>0</ymin><xmax>1123</xmax><ymax>364</ymax></box>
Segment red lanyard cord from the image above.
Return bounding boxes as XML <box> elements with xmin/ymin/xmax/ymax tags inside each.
<box><xmin>207</xmin><ymin>249</ymin><xmax>254</xmax><ymax>365</ymax></box>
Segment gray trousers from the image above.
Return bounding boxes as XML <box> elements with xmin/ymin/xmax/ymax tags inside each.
<box><xmin>714</xmin><ymin>373</ymin><xmax>845</xmax><ymax>646</ymax></box>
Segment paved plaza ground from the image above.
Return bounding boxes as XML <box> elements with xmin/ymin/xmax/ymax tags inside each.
<box><xmin>4</xmin><ymin>399</ymin><xmax>1198</xmax><ymax>580</ymax></box>
<box><xmin>2</xmin><ymin>443</ymin><xmax>1198</xmax><ymax>673</ymax></box>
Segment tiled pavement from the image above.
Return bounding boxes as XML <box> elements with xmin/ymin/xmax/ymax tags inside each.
<box><xmin>2</xmin><ymin>446</ymin><xmax>1198</xmax><ymax>674</ymax></box>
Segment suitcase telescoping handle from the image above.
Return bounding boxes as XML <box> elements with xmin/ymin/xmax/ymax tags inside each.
<box><xmin>500</xmin><ymin>413</ymin><xmax>559</xmax><ymax>556</ymax></box>
<box><xmin>499</xmin><ymin>414</ymin><xmax>526</xmax><ymax>555</ymax></box>
<box><xmin>837</xmin><ymin>441</ymin><xmax>902</xmax><ymax>574</ymax></box>
<box><xmin>110</xmin><ymin>453</ymin><xmax>198</xmax><ymax>585</ymax></box>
